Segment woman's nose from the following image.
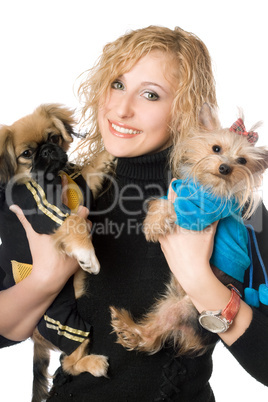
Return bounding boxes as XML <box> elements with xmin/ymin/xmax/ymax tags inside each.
<box><xmin>115</xmin><ymin>93</ymin><xmax>135</xmax><ymax>119</ymax></box>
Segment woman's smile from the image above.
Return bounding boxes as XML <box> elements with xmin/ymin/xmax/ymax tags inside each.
<box><xmin>109</xmin><ymin>120</ymin><xmax>143</xmax><ymax>138</ymax></box>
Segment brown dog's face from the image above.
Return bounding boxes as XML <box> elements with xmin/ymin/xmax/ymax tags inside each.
<box><xmin>0</xmin><ymin>104</ymin><xmax>76</xmax><ymax>185</ymax></box>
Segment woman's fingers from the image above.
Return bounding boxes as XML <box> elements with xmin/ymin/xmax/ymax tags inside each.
<box><xmin>61</xmin><ymin>174</ymin><xmax>69</xmax><ymax>206</ymax></box>
<box><xmin>77</xmin><ymin>205</ymin><xmax>90</xmax><ymax>219</ymax></box>
<box><xmin>77</xmin><ymin>205</ymin><xmax>92</xmax><ymax>231</ymax></box>
<box><xmin>167</xmin><ymin>178</ymin><xmax>177</xmax><ymax>203</ymax></box>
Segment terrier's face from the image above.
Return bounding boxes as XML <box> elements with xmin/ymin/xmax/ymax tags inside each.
<box><xmin>178</xmin><ymin>106</ymin><xmax>268</xmax><ymax>214</ymax></box>
<box><xmin>180</xmin><ymin>130</ymin><xmax>268</xmax><ymax>200</ymax></box>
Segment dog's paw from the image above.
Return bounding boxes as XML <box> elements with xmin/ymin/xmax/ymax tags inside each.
<box><xmin>143</xmin><ymin>215</ymin><xmax>176</xmax><ymax>242</ymax></box>
<box><xmin>110</xmin><ymin>307</ymin><xmax>145</xmax><ymax>351</ymax></box>
<box><xmin>143</xmin><ymin>199</ymin><xmax>176</xmax><ymax>242</ymax></box>
<box><xmin>70</xmin><ymin>353</ymin><xmax>109</xmax><ymax>377</ymax></box>
<box><xmin>75</xmin><ymin>248</ymin><xmax>100</xmax><ymax>274</ymax></box>
<box><xmin>86</xmin><ymin>354</ymin><xmax>109</xmax><ymax>377</ymax></box>
<box><xmin>110</xmin><ymin>306</ymin><xmax>165</xmax><ymax>354</ymax></box>
<box><xmin>143</xmin><ymin>223</ymin><xmax>161</xmax><ymax>242</ymax></box>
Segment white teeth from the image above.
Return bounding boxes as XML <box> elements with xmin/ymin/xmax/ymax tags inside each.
<box><xmin>112</xmin><ymin>123</ymin><xmax>141</xmax><ymax>135</ymax></box>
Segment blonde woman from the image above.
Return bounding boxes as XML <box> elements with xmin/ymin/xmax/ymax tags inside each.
<box><xmin>1</xmin><ymin>26</ymin><xmax>267</xmax><ymax>401</ymax></box>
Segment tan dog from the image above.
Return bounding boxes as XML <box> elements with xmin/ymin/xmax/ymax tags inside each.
<box><xmin>110</xmin><ymin>104</ymin><xmax>268</xmax><ymax>357</ymax></box>
<box><xmin>0</xmin><ymin>104</ymin><xmax>114</xmax><ymax>401</ymax></box>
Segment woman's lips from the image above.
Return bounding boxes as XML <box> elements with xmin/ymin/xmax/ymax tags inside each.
<box><xmin>108</xmin><ymin>120</ymin><xmax>142</xmax><ymax>138</ymax></box>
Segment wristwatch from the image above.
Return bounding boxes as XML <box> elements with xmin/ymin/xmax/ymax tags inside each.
<box><xmin>199</xmin><ymin>285</ymin><xmax>242</xmax><ymax>333</ymax></box>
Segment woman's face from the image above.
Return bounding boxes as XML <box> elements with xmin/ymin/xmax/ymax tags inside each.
<box><xmin>98</xmin><ymin>51</ymin><xmax>175</xmax><ymax>158</ymax></box>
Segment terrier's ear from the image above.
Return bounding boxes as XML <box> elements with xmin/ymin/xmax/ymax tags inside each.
<box><xmin>0</xmin><ymin>126</ymin><xmax>17</xmax><ymax>185</ymax></box>
<box><xmin>199</xmin><ymin>103</ymin><xmax>221</xmax><ymax>131</ymax></box>
<box><xmin>256</xmin><ymin>146</ymin><xmax>268</xmax><ymax>172</ymax></box>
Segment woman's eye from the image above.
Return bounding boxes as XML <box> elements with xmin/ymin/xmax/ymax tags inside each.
<box><xmin>212</xmin><ymin>145</ymin><xmax>221</xmax><ymax>153</ymax></box>
<box><xmin>237</xmin><ymin>157</ymin><xmax>247</xmax><ymax>165</ymax></box>
<box><xmin>143</xmin><ymin>91</ymin><xmax>159</xmax><ymax>101</ymax></box>
<box><xmin>111</xmin><ymin>81</ymin><xmax>124</xmax><ymax>90</ymax></box>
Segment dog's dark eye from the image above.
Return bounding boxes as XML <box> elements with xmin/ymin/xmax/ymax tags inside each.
<box><xmin>49</xmin><ymin>135</ymin><xmax>61</xmax><ymax>145</ymax></box>
<box><xmin>237</xmin><ymin>157</ymin><xmax>247</xmax><ymax>165</ymax></box>
<box><xmin>20</xmin><ymin>149</ymin><xmax>33</xmax><ymax>159</ymax></box>
<box><xmin>212</xmin><ymin>145</ymin><xmax>221</xmax><ymax>153</ymax></box>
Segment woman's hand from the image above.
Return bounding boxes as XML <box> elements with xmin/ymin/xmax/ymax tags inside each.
<box><xmin>159</xmin><ymin>221</ymin><xmax>218</xmax><ymax>292</ymax></box>
<box><xmin>159</xmin><ymin>179</ymin><xmax>253</xmax><ymax>346</ymax></box>
<box><xmin>9</xmin><ymin>205</ymin><xmax>90</xmax><ymax>293</ymax></box>
<box><xmin>0</xmin><ymin>204</ymin><xmax>90</xmax><ymax>341</ymax></box>
<box><xmin>159</xmin><ymin>179</ymin><xmax>218</xmax><ymax>295</ymax></box>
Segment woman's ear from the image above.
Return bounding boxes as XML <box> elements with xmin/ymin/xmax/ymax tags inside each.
<box><xmin>199</xmin><ymin>103</ymin><xmax>221</xmax><ymax>131</ymax></box>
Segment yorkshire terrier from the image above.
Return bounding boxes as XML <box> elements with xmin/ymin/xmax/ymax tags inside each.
<box><xmin>110</xmin><ymin>103</ymin><xmax>268</xmax><ymax>357</ymax></box>
<box><xmin>0</xmin><ymin>104</ymin><xmax>114</xmax><ymax>401</ymax></box>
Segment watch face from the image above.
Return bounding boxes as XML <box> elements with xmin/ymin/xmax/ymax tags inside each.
<box><xmin>199</xmin><ymin>314</ymin><xmax>228</xmax><ymax>333</ymax></box>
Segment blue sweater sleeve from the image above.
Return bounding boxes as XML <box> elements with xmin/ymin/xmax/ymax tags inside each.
<box><xmin>172</xmin><ymin>179</ymin><xmax>237</xmax><ymax>230</ymax></box>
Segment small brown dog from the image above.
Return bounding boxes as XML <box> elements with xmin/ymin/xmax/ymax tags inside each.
<box><xmin>0</xmin><ymin>104</ymin><xmax>114</xmax><ymax>401</ymax></box>
<box><xmin>110</xmin><ymin>104</ymin><xmax>268</xmax><ymax>357</ymax></box>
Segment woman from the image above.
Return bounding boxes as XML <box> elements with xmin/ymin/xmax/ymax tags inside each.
<box><xmin>1</xmin><ymin>26</ymin><xmax>268</xmax><ymax>401</ymax></box>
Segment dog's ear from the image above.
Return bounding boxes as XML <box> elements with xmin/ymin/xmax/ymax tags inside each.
<box><xmin>255</xmin><ymin>146</ymin><xmax>268</xmax><ymax>172</ymax></box>
<box><xmin>0</xmin><ymin>126</ymin><xmax>17</xmax><ymax>185</ymax></box>
<box><xmin>37</xmin><ymin>104</ymin><xmax>76</xmax><ymax>144</ymax></box>
<box><xmin>199</xmin><ymin>103</ymin><xmax>221</xmax><ymax>132</ymax></box>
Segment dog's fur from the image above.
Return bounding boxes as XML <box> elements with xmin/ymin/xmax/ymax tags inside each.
<box><xmin>0</xmin><ymin>104</ymin><xmax>114</xmax><ymax>401</ymax></box>
<box><xmin>110</xmin><ymin>104</ymin><xmax>268</xmax><ymax>357</ymax></box>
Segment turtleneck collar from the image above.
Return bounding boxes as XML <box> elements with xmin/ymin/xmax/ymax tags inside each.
<box><xmin>116</xmin><ymin>147</ymin><xmax>171</xmax><ymax>182</ymax></box>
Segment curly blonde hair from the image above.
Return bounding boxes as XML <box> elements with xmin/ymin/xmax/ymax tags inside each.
<box><xmin>75</xmin><ymin>25</ymin><xmax>217</xmax><ymax>174</ymax></box>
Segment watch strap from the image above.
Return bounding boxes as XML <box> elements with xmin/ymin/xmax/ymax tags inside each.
<box><xmin>221</xmin><ymin>284</ymin><xmax>242</xmax><ymax>323</ymax></box>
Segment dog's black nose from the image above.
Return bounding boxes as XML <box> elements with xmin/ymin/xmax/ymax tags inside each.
<box><xmin>32</xmin><ymin>143</ymin><xmax>68</xmax><ymax>178</ymax></box>
<box><xmin>40</xmin><ymin>146</ymin><xmax>57</xmax><ymax>160</ymax></box>
<box><xmin>219</xmin><ymin>163</ymin><xmax>232</xmax><ymax>175</ymax></box>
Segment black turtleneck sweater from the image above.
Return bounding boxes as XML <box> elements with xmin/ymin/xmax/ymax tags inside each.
<box><xmin>47</xmin><ymin>149</ymin><xmax>216</xmax><ymax>401</ymax></box>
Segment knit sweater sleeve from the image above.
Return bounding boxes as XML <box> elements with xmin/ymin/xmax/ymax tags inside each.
<box><xmin>223</xmin><ymin>202</ymin><xmax>268</xmax><ymax>386</ymax></box>
<box><xmin>0</xmin><ymin>267</ymin><xmax>21</xmax><ymax>349</ymax></box>
<box><xmin>225</xmin><ymin>308</ymin><xmax>268</xmax><ymax>385</ymax></box>
<box><xmin>0</xmin><ymin>335</ymin><xmax>20</xmax><ymax>349</ymax></box>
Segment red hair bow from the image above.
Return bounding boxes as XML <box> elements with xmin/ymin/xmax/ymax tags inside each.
<box><xmin>229</xmin><ymin>118</ymin><xmax>258</xmax><ymax>144</ymax></box>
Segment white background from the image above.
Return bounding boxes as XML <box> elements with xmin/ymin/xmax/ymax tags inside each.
<box><xmin>0</xmin><ymin>1</ymin><xmax>267</xmax><ymax>401</ymax></box>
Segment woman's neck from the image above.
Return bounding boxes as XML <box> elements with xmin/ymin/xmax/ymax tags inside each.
<box><xmin>116</xmin><ymin>147</ymin><xmax>172</xmax><ymax>182</ymax></box>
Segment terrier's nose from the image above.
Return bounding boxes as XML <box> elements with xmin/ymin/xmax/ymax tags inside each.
<box><xmin>219</xmin><ymin>163</ymin><xmax>232</xmax><ymax>175</ymax></box>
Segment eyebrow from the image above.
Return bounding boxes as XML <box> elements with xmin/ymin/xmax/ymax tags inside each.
<box><xmin>141</xmin><ymin>81</ymin><xmax>170</xmax><ymax>94</ymax></box>
<box><xmin>117</xmin><ymin>75</ymin><xmax>171</xmax><ymax>94</ymax></box>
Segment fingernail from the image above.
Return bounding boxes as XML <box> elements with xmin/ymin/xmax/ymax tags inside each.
<box><xmin>9</xmin><ymin>205</ymin><xmax>18</xmax><ymax>213</ymax></box>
